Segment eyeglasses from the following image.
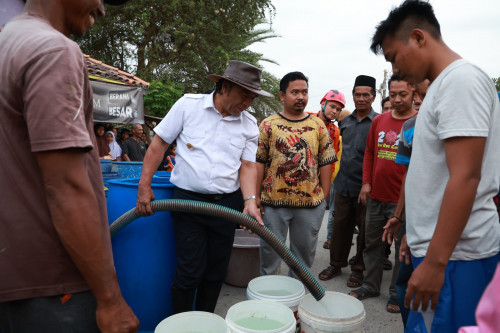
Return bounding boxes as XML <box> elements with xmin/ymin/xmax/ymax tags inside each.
<box><xmin>353</xmin><ymin>93</ymin><xmax>373</xmax><ymax>100</ymax></box>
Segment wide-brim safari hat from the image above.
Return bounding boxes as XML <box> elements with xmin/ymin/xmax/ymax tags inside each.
<box><xmin>207</xmin><ymin>60</ymin><xmax>274</xmax><ymax>98</ymax></box>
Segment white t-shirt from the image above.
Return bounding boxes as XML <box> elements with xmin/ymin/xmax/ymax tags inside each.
<box><xmin>154</xmin><ymin>92</ymin><xmax>259</xmax><ymax>194</ymax></box>
<box><xmin>406</xmin><ymin>59</ymin><xmax>500</xmax><ymax>260</ymax></box>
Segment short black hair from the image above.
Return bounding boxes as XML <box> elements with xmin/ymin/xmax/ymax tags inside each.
<box><xmin>388</xmin><ymin>73</ymin><xmax>405</xmax><ymax>90</ymax></box>
<box><xmin>280</xmin><ymin>72</ymin><xmax>308</xmax><ymax>93</ymax></box>
<box><xmin>370</xmin><ymin>0</ymin><xmax>441</xmax><ymax>55</ymax></box>
<box><xmin>381</xmin><ymin>96</ymin><xmax>390</xmax><ymax>108</ymax></box>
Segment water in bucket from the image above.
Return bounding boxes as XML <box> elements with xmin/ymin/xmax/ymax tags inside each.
<box><xmin>226</xmin><ymin>300</ymin><xmax>296</xmax><ymax>333</ymax></box>
<box><xmin>247</xmin><ymin>275</ymin><xmax>305</xmax><ymax>321</ymax></box>
<box><xmin>155</xmin><ymin>311</ymin><xmax>229</xmax><ymax>333</ymax></box>
<box><xmin>298</xmin><ymin>291</ymin><xmax>366</xmax><ymax>333</ymax></box>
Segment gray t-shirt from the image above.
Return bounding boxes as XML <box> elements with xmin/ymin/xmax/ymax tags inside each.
<box><xmin>0</xmin><ymin>14</ymin><xmax>108</xmax><ymax>301</ymax></box>
<box><xmin>406</xmin><ymin>59</ymin><xmax>500</xmax><ymax>260</ymax></box>
<box><xmin>334</xmin><ymin>108</ymin><xmax>378</xmax><ymax>197</ymax></box>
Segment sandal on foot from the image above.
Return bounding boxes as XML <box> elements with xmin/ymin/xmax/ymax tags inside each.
<box><xmin>323</xmin><ymin>239</ymin><xmax>331</xmax><ymax>249</ymax></box>
<box><xmin>318</xmin><ymin>266</ymin><xmax>341</xmax><ymax>281</ymax></box>
<box><xmin>348</xmin><ymin>287</ymin><xmax>380</xmax><ymax>300</ymax></box>
<box><xmin>346</xmin><ymin>272</ymin><xmax>364</xmax><ymax>288</ymax></box>
<box><xmin>387</xmin><ymin>296</ymin><xmax>401</xmax><ymax>313</ymax></box>
<box><xmin>383</xmin><ymin>258</ymin><xmax>393</xmax><ymax>270</ymax></box>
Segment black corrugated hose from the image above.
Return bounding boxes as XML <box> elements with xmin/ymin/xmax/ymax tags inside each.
<box><xmin>109</xmin><ymin>199</ymin><xmax>325</xmax><ymax>301</ymax></box>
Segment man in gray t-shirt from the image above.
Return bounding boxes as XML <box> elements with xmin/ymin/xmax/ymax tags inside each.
<box><xmin>371</xmin><ymin>1</ymin><xmax>500</xmax><ymax>331</ymax></box>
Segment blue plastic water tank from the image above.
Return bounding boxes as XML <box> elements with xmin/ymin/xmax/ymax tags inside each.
<box><xmin>102</xmin><ymin>172</ymin><xmax>122</xmax><ymax>188</ymax></box>
<box><xmin>100</xmin><ymin>159</ymin><xmax>112</xmax><ymax>173</ymax></box>
<box><xmin>153</xmin><ymin>171</ymin><xmax>171</xmax><ymax>179</ymax></box>
<box><xmin>111</xmin><ymin>161</ymin><xmax>143</xmax><ymax>178</ymax></box>
<box><xmin>106</xmin><ymin>177</ymin><xmax>176</xmax><ymax>332</ymax></box>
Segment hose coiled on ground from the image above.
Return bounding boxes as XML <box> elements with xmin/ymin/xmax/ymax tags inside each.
<box><xmin>109</xmin><ymin>199</ymin><xmax>325</xmax><ymax>301</ymax></box>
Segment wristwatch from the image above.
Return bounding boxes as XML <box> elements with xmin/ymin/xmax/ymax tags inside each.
<box><xmin>243</xmin><ymin>195</ymin><xmax>257</xmax><ymax>202</ymax></box>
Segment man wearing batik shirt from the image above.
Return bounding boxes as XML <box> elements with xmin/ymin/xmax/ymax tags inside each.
<box><xmin>257</xmin><ymin>72</ymin><xmax>336</xmax><ymax>278</ymax></box>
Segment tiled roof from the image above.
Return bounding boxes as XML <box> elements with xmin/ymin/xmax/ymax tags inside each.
<box><xmin>85</xmin><ymin>54</ymin><xmax>149</xmax><ymax>87</ymax></box>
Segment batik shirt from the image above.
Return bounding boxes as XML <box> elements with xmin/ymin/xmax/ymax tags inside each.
<box><xmin>257</xmin><ymin>113</ymin><xmax>336</xmax><ymax>207</ymax></box>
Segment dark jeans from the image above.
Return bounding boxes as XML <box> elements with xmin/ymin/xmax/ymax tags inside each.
<box><xmin>330</xmin><ymin>193</ymin><xmax>366</xmax><ymax>273</ymax></box>
<box><xmin>0</xmin><ymin>291</ymin><xmax>98</xmax><ymax>333</ymax></box>
<box><xmin>396</xmin><ymin>259</ymin><xmax>413</xmax><ymax>329</ymax></box>
<box><xmin>170</xmin><ymin>187</ymin><xmax>242</xmax><ymax>290</ymax></box>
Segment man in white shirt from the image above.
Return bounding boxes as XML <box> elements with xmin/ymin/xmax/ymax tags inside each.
<box><xmin>136</xmin><ymin>60</ymin><xmax>271</xmax><ymax>314</ymax></box>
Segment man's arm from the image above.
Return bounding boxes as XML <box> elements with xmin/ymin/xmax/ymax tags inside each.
<box><xmin>121</xmin><ymin>141</ymin><xmax>131</xmax><ymax>161</ymax></box>
<box><xmin>359</xmin><ymin>124</ymin><xmax>376</xmax><ymax>205</ymax></box>
<box><xmin>382</xmin><ymin>167</ymin><xmax>408</xmax><ymax>245</ymax></box>
<box><xmin>239</xmin><ymin>160</ymin><xmax>263</xmax><ymax>226</ymax></box>
<box><xmin>319</xmin><ymin>164</ymin><xmax>332</xmax><ymax>202</ymax></box>
<box><xmin>255</xmin><ymin>161</ymin><xmax>266</xmax><ymax>214</ymax></box>
<box><xmin>36</xmin><ymin>149</ymin><xmax>139</xmax><ymax>333</ymax></box>
<box><xmin>405</xmin><ymin>136</ymin><xmax>486</xmax><ymax>312</ymax></box>
<box><xmin>136</xmin><ymin>135</ymin><xmax>170</xmax><ymax>216</ymax></box>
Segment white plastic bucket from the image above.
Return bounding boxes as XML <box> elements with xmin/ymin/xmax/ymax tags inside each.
<box><xmin>226</xmin><ymin>300</ymin><xmax>296</xmax><ymax>333</ymax></box>
<box><xmin>298</xmin><ymin>291</ymin><xmax>366</xmax><ymax>333</ymax></box>
<box><xmin>155</xmin><ymin>311</ymin><xmax>230</xmax><ymax>333</ymax></box>
<box><xmin>247</xmin><ymin>275</ymin><xmax>305</xmax><ymax>320</ymax></box>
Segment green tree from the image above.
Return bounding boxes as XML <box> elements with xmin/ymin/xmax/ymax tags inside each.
<box><xmin>76</xmin><ymin>0</ymin><xmax>281</xmax><ymax>117</ymax></box>
<box><xmin>493</xmin><ymin>77</ymin><xmax>500</xmax><ymax>91</ymax></box>
<box><xmin>250</xmin><ymin>71</ymin><xmax>282</xmax><ymax>121</ymax></box>
<box><xmin>144</xmin><ymin>80</ymin><xmax>184</xmax><ymax>118</ymax></box>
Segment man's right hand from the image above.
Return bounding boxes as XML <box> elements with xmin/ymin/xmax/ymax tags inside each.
<box><xmin>136</xmin><ymin>184</ymin><xmax>155</xmax><ymax>216</ymax></box>
<box><xmin>382</xmin><ymin>217</ymin><xmax>402</xmax><ymax>245</ymax></box>
<box><xmin>399</xmin><ymin>234</ymin><xmax>412</xmax><ymax>266</ymax></box>
<box><xmin>96</xmin><ymin>296</ymin><xmax>139</xmax><ymax>333</ymax></box>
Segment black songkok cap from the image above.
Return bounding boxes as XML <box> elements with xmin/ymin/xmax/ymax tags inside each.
<box><xmin>354</xmin><ymin>75</ymin><xmax>376</xmax><ymax>90</ymax></box>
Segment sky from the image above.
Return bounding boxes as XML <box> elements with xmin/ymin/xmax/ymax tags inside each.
<box><xmin>248</xmin><ymin>0</ymin><xmax>500</xmax><ymax>112</ymax></box>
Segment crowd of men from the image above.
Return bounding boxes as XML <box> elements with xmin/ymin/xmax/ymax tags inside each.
<box><xmin>1</xmin><ymin>0</ymin><xmax>499</xmax><ymax>333</ymax></box>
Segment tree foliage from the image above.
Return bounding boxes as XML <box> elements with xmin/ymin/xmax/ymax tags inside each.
<box><xmin>250</xmin><ymin>71</ymin><xmax>282</xmax><ymax>120</ymax></box>
<box><xmin>493</xmin><ymin>77</ymin><xmax>500</xmax><ymax>92</ymax></box>
<box><xmin>144</xmin><ymin>79</ymin><xmax>184</xmax><ymax>118</ymax></box>
<box><xmin>76</xmin><ymin>0</ymin><xmax>282</xmax><ymax>119</ymax></box>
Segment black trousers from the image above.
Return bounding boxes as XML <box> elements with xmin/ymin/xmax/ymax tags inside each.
<box><xmin>330</xmin><ymin>193</ymin><xmax>366</xmax><ymax>273</ymax></box>
<box><xmin>170</xmin><ymin>187</ymin><xmax>242</xmax><ymax>290</ymax></box>
<box><xmin>0</xmin><ymin>291</ymin><xmax>98</xmax><ymax>333</ymax></box>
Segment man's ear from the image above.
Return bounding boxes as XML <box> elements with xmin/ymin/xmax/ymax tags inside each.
<box><xmin>220</xmin><ymin>81</ymin><xmax>228</xmax><ymax>94</ymax></box>
<box><xmin>411</xmin><ymin>28</ymin><xmax>426</xmax><ymax>47</ymax></box>
<box><xmin>279</xmin><ymin>91</ymin><xmax>285</xmax><ymax>102</ymax></box>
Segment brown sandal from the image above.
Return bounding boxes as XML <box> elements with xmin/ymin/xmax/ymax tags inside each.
<box><xmin>349</xmin><ymin>287</ymin><xmax>380</xmax><ymax>300</ymax></box>
<box><xmin>318</xmin><ymin>266</ymin><xmax>341</xmax><ymax>281</ymax></box>
<box><xmin>323</xmin><ymin>239</ymin><xmax>331</xmax><ymax>249</ymax></box>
